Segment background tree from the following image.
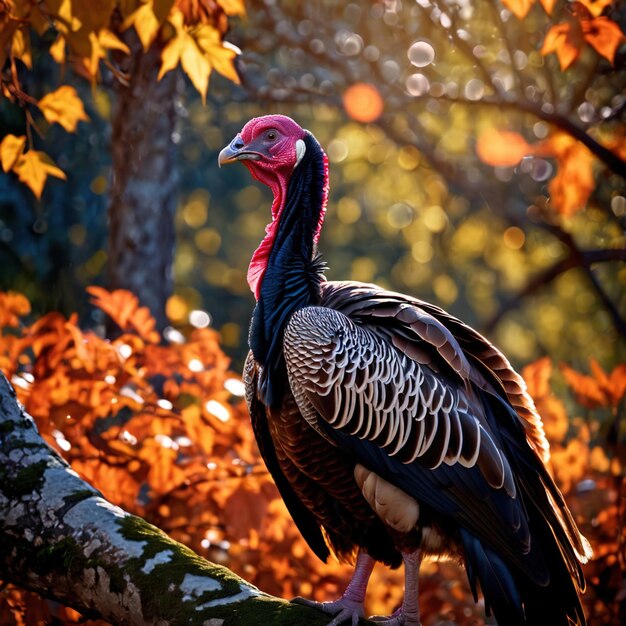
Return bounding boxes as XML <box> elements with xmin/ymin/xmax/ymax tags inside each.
<box><xmin>0</xmin><ymin>0</ymin><xmax>241</xmax><ymax>329</ymax></box>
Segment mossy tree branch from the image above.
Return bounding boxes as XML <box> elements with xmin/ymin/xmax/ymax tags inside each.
<box><xmin>0</xmin><ymin>373</ymin><xmax>340</xmax><ymax>626</ymax></box>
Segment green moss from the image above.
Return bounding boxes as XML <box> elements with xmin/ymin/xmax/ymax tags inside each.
<box><xmin>36</xmin><ymin>536</ymin><xmax>81</xmax><ymax>576</ymax></box>
<box><xmin>63</xmin><ymin>489</ymin><xmax>97</xmax><ymax>506</ymax></box>
<box><xmin>115</xmin><ymin>515</ymin><xmax>371</xmax><ymax>625</ymax></box>
<box><xmin>0</xmin><ymin>459</ymin><xmax>48</xmax><ymax>498</ymax></box>
<box><xmin>0</xmin><ymin>420</ymin><xmax>15</xmax><ymax>434</ymax></box>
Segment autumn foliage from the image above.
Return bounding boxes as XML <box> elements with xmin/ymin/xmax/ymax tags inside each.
<box><xmin>476</xmin><ymin>0</ymin><xmax>625</xmax><ymax>217</ymax></box>
<box><xmin>0</xmin><ymin>289</ymin><xmax>625</xmax><ymax>625</ymax></box>
<box><xmin>0</xmin><ymin>0</ymin><xmax>242</xmax><ymax>198</ymax></box>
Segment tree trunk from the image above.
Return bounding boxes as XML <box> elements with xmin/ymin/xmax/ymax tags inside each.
<box><xmin>0</xmin><ymin>373</ymin><xmax>343</xmax><ymax>625</ymax></box>
<box><xmin>107</xmin><ymin>32</ymin><xmax>179</xmax><ymax>333</ymax></box>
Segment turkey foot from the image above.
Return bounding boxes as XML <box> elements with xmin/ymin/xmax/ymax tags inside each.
<box><xmin>292</xmin><ymin>550</ymin><xmax>375</xmax><ymax>626</ymax></box>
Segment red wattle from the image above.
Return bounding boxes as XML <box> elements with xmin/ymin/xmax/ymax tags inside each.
<box><xmin>247</xmin><ymin>219</ymin><xmax>278</xmax><ymax>300</ymax></box>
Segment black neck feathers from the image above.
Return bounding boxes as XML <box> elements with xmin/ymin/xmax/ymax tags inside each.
<box><xmin>249</xmin><ymin>132</ymin><xmax>329</xmax><ymax>407</ymax></box>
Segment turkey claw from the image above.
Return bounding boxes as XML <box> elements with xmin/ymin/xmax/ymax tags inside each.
<box><xmin>292</xmin><ymin>596</ymin><xmax>365</xmax><ymax>625</ymax></box>
<box><xmin>370</xmin><ymin>608</ymin><xmax>420</xmax><ymax>626</ymax></box>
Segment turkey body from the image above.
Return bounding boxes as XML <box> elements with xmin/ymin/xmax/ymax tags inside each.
<box><xmin>219</xmin><ymin>115</ymin><xmax>591</xmax><ymax>626</ymax></box>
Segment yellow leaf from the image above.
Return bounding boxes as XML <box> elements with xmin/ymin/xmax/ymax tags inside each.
<box><xmin>216</xmin><ymin>0</ymin><xmax>246</xmax><ymax>16</ymax></box>
<box><xmin>11</xmin><ymin>28</ymin><xmax>32</xmax><ymax>68</ymax></box>
<box><xmin>118</xmin><ymin>0</ymin><xmax>142</xmax><ymax>19</ymax></box>
<box><xmin>476</xmin><ymin>129</ymin><xmax>534</xmax><ymax>166</ymax></box>
<box><xmin>192</xmin><ymin>24</ymin><xmax>240</xmax><ymax>84</ymax></box>
<box><xmin>501</xmin><ymin>0</ymin><xmax>535</xmax><ymax>19</ymax></box>
<box><xmin>71</xmin><ymin>0</ymin><xmax>116</xmax><ymax>33</ymax></box>
<box><xmin>0</xmin><ymin>134</ymin><xmax>27</xmax><ymax>172</ymax></box>
<box><xmin>122</xmin><ymin>2</ymin><xmax>161</xmax><ymax>50</ymax></box>
<box><xmin>158</xmin><ymin>7</ymin><xmax>185</xmax><ymax>79</ymax></box>
<box><xmin>98</xmin><ymin>29</ymin><xmax>131</xmax><ymax>54</ymax></box>
<box><xmin>49</xmin><ymin>34</ymin><xmax>66</xmax><ymax>63</ymax></box>
<box><xmin>541</xmin><ymin>22</ymin><xmax>582</xmax><ymax>70</ymax></box>
<box><xmin>43</xmin><ymin>0</ymin><xmax>78</xmax><ymax>31</ymax></box>
<box><xmin>180</xmin><ymin>34</ymin><xmax>212</xmax><ymax>103</ymax></box>
<box><xmin>12</xmin><ymin>151</ymin><xmax>67</xmax><ymax>199</ymax></box>
<box><xmin>39</xmin><ymin>85</ymin><xmax>90</xmax><ymax>132</ymax></box>
<box><xmin>158</xmin><ymin>37</ymin><xmax>184</xmax><ymax>80</ymax></box>
<box><xmin>538</xmin><ymin>0</ymin><xmax>556</xmax><ymax>15</ymax></box>
<box><xmin>79</xmin><ymin>29</ymin><xmax>130</xmax><ymax>81</ymax></box>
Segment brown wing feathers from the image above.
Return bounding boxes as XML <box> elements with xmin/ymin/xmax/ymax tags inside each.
<box><xmin>283</xmin><ymin>304</ymin><xmax>513</xmax><ymax>496</ymax></box>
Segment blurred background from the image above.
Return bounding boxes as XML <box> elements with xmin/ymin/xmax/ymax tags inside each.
<box><xmin>1</xmin><ymin>0</ymin><xmax>624</xmax><ymax>374</ymax></box>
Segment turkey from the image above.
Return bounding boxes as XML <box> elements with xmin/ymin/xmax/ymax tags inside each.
<box><xmin>218</xmin><ymin>114</ymin><xmax>591</xmax><ymax>626</ymax></box>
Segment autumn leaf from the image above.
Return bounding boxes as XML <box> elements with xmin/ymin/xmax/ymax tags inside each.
<box><xmin>501</xmin><ymin>0</ymin><xmax>555</xmax><ymax>19</ymax></box>
<box><xmin>192</xmin><ymin>23</ymin><xmax>240</xmax><ymax>84</ymax></box>
<box><xmin>538</xmin><ymin>0</ymin><xmax>556</xmax><ymax>14</ymax></box>
<box><xmin>12</xmin><ymin>150</ymin><xmax>67</xmax><ymax>199</ymax></box>
<box><xmin>501</xmin><ymin>0</ymin><xmax>535</xmax><ymax>19</ymax></box>
<box><xmin>159</xmin><ymin>7</ymin><xmax>239</xmax><ymax>102</ymax></box>
<box><xmin>38</xmin><ymin>85</ymin><xmax>90</xmax><ymax>132</ymax></box>
<box><xmin>49</xmin><ymin>34</ymin><xmax>66</xmax><ymax>63</ymax></box>
<box><xmin>575</xmin><ymin>0</ymin><xmax>614</xmax><ymax>18</ymax></box>
<box><xmin>87</xmin><ymin>286</ymin><xmax>160</xmax><ymax>343</ymax></box>
<box><xmin>543</xmin><ymin>133</ymin><xmax>594</xmax><ymax>216</ymax></box>
<box><xmin>0</xmin><ymin>134</ymin><xmax>27</xmax><ymax>172</ymax></box>
<box><xmin>522</xmin><ymin>357</ymin><xmax>552</xmax><ymax>399</ymax></box>
<box><xmin>11</xmin><ymin>28</ymin><xmax>32</xmax><ymax>68</ymax></box>
<box><xmin>581</xmin><ymin>16</ymin><xmax>626</xmax><ymax>64</ymax></box>
<box><xmin>541</xmin><ymin>21</ymin><xmax>583</xmax><ymax>70</ymax></box>
<box><xmin>559</xmin><ymin>360</ymin><xmax>626</xmax><ymax>409</ymax></box>
<box><xmin>216</xmin><ymin>0</ymin><xmax>246</xmax><ymax>16</ymax></box>
<box><xmin>475</xmin><ymin>129</ymin><xmax>534</xmax><ymax>167</ymax></box>
<box><xmin>122</xmin><ymin>0</ymin><xmax>174</xmax><ymax>50</ymax></box>
<box><xmin>0</xmin><ymin>291</ymin><xmax>31</xmax><ymax>328</ymax></box>
<box><xmin>522</xmin><ymin>358</ymin><xmax>569</xmax><ymax>445</ymax></box>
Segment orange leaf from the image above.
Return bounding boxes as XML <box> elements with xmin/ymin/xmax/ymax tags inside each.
<box><xmin>216</xmin><ymin>0</ymin><xmax>246</xmax><ymax>16</ymax></box>
<box><xmin>12</xmin><ymin>150</ymin><xmax>67</xmax><ymax>199</ymax></box>
<box><xmin>501</xmin><ymin>0</ymin><xmax>535</xmax><ymax>19</ymax></box>
<box><xmin>576</xmin><ymin>0</ymin><xmax>614</xmax><ymax>18</ymax></box>
<box><xmin>39</xmin><ymin>85</ymin><xmax>90</xmax><ymax>133</ymax></box>
<box><xmin>543</xmin><ymin>134</ymin><xmax>594</xmax><ymax>216</ymax></box>
<box><xmin>121</xmin><ymin>0</ymin><xmax>172</xmax><ymax>50</ymax></box>
<box><xmin>11</xmin><ymin>28</ymin><xmax>32</xmax><ymax>69</ymax></box>
<box><xmin>522</xmin><ymin>356</ymin><xmax>552</xmax><ymax>400</ymax></box>
<box><xmin>0</xmin><ymin>134</ymin><xmax>26</xmax><ymax>172</ymax></box>
<box><xmin>582</xmin><ymin>16</ymin><xmax>626</xmax><ymax>64</ymax></box>
<box><xmin>538</xmin><ymin>0</ymin><xmax>556</xmax><ymax>14</ymax></box>
<box><xmin>0</xmin><ymin>291</ymin><xmax>31</xmax><ymax>327</ymax></box>
<box><xmin>560</xmin><ymin>362</ymin><xmax>609</xmax><ymax>409</ymax></box>
<box><xmin>87</xmin><ymin>286</ymin><xmax>160</xmax><ymax>343</ymax></box>
<box><xmin>541</xmin><ymin>22</ymin><xmax>583</xmax><ymax>70</ymax></box>
<box><xmin>476</xmin><ymin>129</ymin><xmax>534</xmax><ymax>167</ymax></box>
<box><xmin>192</xmin><ymin>24</ymin><xmax>240</xmax><ymax>85</ymax></box>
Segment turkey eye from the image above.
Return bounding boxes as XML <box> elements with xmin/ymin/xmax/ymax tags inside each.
<box><xmin>266</xmin><ymin>130</ymin><xmax>277</xmax><ymax>141</ymax></box>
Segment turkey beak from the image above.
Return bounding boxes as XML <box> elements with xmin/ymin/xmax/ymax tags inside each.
<box><xmin>218</xmin><ymin>134</ymin><xmax>261</xmax><ymax>167</ymax></box>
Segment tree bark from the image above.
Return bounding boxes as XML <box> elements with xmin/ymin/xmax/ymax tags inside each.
<box><xmin>0</xmin><ymin>373</ymin><xmax>337</xmax><ymax>625</ymax></box>
<box><xmin>107</xmin><ymin>31</ymin><xmax>179</xmax><ymax>333</ymax></box>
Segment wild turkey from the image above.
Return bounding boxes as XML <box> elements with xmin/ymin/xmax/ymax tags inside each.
<box><xmin>218</xmin><ymin>114</ymin><xmax>591</xmax><ymax>626</ymax></box>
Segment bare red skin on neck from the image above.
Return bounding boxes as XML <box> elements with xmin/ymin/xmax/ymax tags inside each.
<box><xmin>238</xmin><ymin>115</ymin><xmax>314</xmax><ymax>300</ymax></box>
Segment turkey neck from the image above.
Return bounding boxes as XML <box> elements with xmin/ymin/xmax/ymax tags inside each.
<box><xmin>249</xmin><ymin>133</ymin><xmax>329</xmax><ymax>407</ymax></box>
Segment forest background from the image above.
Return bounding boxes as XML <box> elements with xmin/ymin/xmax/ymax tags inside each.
<box><xmin>0</xmin><ymin>0</ymin><xmax>625</xmax><ymax>624</ymax></box>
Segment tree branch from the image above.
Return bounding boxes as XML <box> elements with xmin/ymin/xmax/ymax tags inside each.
<box><xmin>484</xmin><ymin>248</ymin><xmax>626</xmax><ymax>334</ymax></box>
<box><xmin>0</xmin><ymin>374</ymin><xmax>340</xmax><ymax>626</ymax></box>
